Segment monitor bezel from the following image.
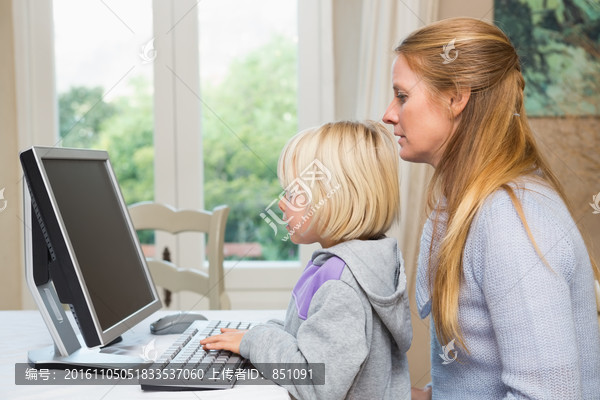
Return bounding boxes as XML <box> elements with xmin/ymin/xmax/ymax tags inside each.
<box><xmin>21</xmin><ymin>146</ymin><xmax>162</xmax><ymax>348</ymax></box>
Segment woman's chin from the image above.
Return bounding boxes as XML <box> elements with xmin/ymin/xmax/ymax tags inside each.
<box><xmin>399</xmin><ymin>150</ymin><xmax>431</xmax><ymax>165</ymax></box>
<box><xmin>398</xmin><ymin>149</ymin><xmax>416</xmax><ymax>162</ymax></box>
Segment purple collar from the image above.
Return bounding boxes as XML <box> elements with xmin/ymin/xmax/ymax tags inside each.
<box><xmin>292</xmin><ymin>256</ymin><xmax>346</xmax><ymax>320</ymax></box>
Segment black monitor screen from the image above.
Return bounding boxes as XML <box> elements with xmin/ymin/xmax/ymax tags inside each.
<box><xmin>42</xmin><ymin>158</ymin><xmax>155</xmax><ymax>331</ymax></box>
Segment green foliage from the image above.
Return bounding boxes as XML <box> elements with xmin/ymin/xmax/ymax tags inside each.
<box><xmin>58</xmin><ymin>86</ymin><xmax>115</xmax><ymax>148</ymax></box>
<box><xmin>202</xmin><ymin>35</ymin><xmax>299</xmax><ymax>260</ymax></box>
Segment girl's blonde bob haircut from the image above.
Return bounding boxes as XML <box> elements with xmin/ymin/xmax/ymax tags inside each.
<box><xmin>278</xmin><ymin>120</ymin><xmax>400</xmax><ymax>244</ymax></box>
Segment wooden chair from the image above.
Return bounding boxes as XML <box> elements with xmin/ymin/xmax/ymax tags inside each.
<box><xmin>128</xmin><ymin>202</ymin><xmax>231</xmax><ymax>310</ymax></box>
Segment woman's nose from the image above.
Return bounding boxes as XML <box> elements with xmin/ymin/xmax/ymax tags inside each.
<box><xmin>382</xmin><ymin>101</ymin><xmax>398</xmax><ymax>125</ymax></box>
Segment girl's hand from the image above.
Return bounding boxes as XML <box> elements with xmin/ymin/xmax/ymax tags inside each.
<box><xmin>200</xmin><ymin>328</ymin><xmax>248</xmax><ymax>354</ymax></box>
<box><xmin>411</xmin><ymin>386</ymin><xmax>432</xmax><ymax>400</ymax></box>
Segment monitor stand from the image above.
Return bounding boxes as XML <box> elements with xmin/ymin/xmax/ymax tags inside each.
<box><xmin>24</xmin><ymin>188</ymin><xmax>147</xmax><ymax>370</ymax></box>
<box><xmin>26</xmin><ymin>282</ymin><xmax>145</xmax><ymax>370</ymax></box>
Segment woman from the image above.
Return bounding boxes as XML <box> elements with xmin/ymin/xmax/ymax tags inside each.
<box><xmin>382</xmin><ymin>17</ymin><xmax>600</xmax><ymax>399</ymax></box>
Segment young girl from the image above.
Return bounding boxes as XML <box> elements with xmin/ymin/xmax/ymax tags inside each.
<box><xmin>201</xmin><ymin>120</ymin><xmax>412</xmax><ymax>399</ymax></box>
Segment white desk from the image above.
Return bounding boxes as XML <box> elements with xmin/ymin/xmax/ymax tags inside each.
<box><xmin>1</xmin><ymin>309</ymin><xmax>290</xmax><ymax>400</ymax></box>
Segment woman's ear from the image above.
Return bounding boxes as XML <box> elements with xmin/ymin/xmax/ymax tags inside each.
<box><xmin>449</xmin><ymin>89</ymin><xmax>471</xmax><ymax>118</ymax></box>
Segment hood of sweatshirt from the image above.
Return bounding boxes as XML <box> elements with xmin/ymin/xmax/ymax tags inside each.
<box><xmin>310</xmin><ymin>237</ymin><xmax>411</xmax><ymax>353</ymax></box>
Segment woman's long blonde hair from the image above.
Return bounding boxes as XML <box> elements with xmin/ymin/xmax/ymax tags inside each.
<box><xmin>395</xmin><ymin>17</ymin><xmax>600</xmax><ymax>350</ymax></box>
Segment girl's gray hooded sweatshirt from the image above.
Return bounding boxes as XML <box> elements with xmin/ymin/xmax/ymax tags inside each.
<box><xmin>239</xmin><ymin>237</ymin><xmax>412</xmax><ymax>399</ymax></box>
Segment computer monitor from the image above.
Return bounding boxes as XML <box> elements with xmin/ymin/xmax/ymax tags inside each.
<box><xmin>20</xmin><ymin>146</ymin><xmax>162</xmax><ymax>368</ymax></box>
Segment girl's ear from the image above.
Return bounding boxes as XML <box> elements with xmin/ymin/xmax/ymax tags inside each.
<box><xmin>449</xmin><ymin>88</ymin><xmax>471</xmax><ymax>118</ymax></box>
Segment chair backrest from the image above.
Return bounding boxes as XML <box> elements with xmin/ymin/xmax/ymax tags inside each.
<box><xmin>128</xmin><ymin>202</ymin><xmax>230</xmax><ymax>310</ymax></box>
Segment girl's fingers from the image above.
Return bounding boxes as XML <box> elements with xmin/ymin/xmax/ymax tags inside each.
<box><xmin>200</xmin><ymin>334</ymin><xmax>221</xmax><ymax>344</ymax></box>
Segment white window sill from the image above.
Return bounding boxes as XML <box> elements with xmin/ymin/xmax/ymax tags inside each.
<box><xmin>221</xmin><ymin>260</ymin><xmax>303</xmax><ymax>291</ymax></box>
<box><xmin>223</xmin><ymin>260</ymin><xmax>301</xmax><ymax>269</ymax></box>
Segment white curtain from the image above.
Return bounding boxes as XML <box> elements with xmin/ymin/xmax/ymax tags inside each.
<box><xmin>355</xmin><ymin>0</ymin><xmax>437</xmax><ymax>303</ymax></box>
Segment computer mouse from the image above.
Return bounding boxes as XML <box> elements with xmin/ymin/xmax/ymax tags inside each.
<box><xmin>150</xmin><ymin>312</ymin><xmax>207</xmax><ymax>335</ymax></box>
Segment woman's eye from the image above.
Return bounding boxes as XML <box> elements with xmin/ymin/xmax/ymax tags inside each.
<box><xmin>396</xmin><ymin>92</ymin><xmax>407</xmax><ymax>103</ymax></box>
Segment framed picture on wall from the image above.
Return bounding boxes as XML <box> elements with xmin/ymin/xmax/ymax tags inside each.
<box><xmin>494</xmin><ymin>0</ymin><xmax>599</xmax><ymax>116</ymax></box>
